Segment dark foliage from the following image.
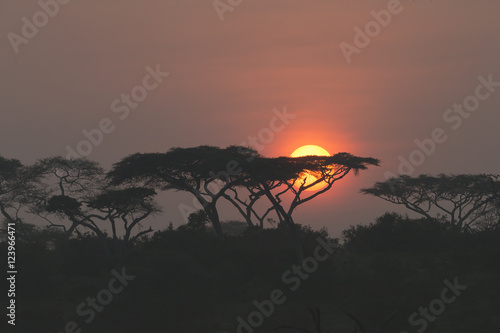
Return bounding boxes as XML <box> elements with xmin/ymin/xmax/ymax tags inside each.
<box><xmin>2</xmin><ymin>214</ymin><xmax>500</xmax><ymax>332</ymax></box>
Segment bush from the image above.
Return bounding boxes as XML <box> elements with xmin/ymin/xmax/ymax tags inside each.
<box><xmin>342</xmin><ymin>212</ymin><xmax>452</xmax><ymax>253</ymax></box>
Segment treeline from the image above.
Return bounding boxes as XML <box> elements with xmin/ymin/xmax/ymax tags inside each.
<box><xmin>3</xmin><ymin>147</ymin><xmax>499</xmax><ymax>260</ymax></box>
<box><xmin>2</xmin><ymin>212</ymin><xmax>499</xmax><ymax>332</ymax></box>
<box><xmin>0</xmin><ymin>146</ymin><xmax>378</xmax><ymax>260</ymax></box>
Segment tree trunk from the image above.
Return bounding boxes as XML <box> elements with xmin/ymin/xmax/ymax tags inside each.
<box><xmin>65</xmin><ymin>223</ymin><xmax>78</xmax><ymax>239</ymax></box>
<box><xmin>0</xmin><ymin>203</ymin><xmax>16</xmax><ymax>224</ymax></box>
<box><xmin>260</xmin><ymin>186</ymin><xmax>304</xmax><ymax>263</ymax></box>
<box><xmin>205</xmin><ymin>204</ymin><xmax>225</xmax><ymax>240</ymax></box>
<box><xmin>192</xmin><ymin>193</ymin><xmax>225</xmax><ymax>240</ymax></box>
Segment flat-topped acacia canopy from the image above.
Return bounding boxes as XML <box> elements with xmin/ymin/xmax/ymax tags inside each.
<box><xmin>107</xmin><ymin>146</ymin><xmax>379</xmax><ymax>247</ymax></box>
<box><xmin>107</xmin><ymin>146</ymin><xmax>379</xmax><ymax>188</ymax></box>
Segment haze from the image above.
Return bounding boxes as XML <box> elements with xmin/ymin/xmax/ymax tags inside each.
<box><xmin>1</xmin><ymin>0</ymin><xmax>499</xmax><ymax>236</ymax></box>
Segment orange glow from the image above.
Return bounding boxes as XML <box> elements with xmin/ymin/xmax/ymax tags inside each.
<box><xmin>290</xmin><ymin>145</ymin><xmax>330</xmax><ymax>191</ymax></box>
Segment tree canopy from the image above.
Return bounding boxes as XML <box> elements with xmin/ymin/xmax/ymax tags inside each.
<box><xmin>361</xmin><ymin>174</ymin><xmax>500</xmax><ymax>232</ymax></box>
<box><xmin>0</xmin><ymin>156</ymin><xmax>44</xmax><ymax>225</ymax></box>
<box><xmin>107</xmin><ymin>145</ymin><xmax>260</xmax><ymax>239</ymax></box>
<box><xmin>108</xmin><ymin>146</ymin><xmax>379</xmax><ymax>243</ymax></box>
<box><xmin>107</xmin><ymin>146</ymin><xmax>379</xmax><ymax>262</ymax></box>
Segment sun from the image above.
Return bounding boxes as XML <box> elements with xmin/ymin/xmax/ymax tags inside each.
<box><xmin>290</xmin><ymin>145</ymin><xmax>331</xmax><ymax>191</ymax></box>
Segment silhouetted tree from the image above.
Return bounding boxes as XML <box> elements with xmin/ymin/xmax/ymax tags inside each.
<box><xmin>362</xmin><ymin>174</ymin><xmax>500</xmax><ymax>232</ymax></box>
<box><xmin>45</xmin><ymin>194</ymin><xmax>112</xmax><ymax>256</ymax></box>
<box><xmin>473</xmin><ymin>174</ymin><xmax>500</xmax><ymax>231</ymax></box>
<box><xmin>0</xmin><ymin>156</ymin><xmax>24</xmax><ymax>224</ymax></box>
<box><xmin>30</xmin><ymin>157</ymin><xmax>106</xmax><ymax>237</ymax></box>
<box><xmin>0</xmin><ymin>156</ymin><xmax>44</xmax><ymax>225</ymax></box>
<box><xmin>30</xmin><ymin>157</ymin><xmax>160</xmax><ymax>257</ymax></box>
<box><xmin>87</xmin><ymin>187</ymin><xmax>161</xmax><ymax>256</ymax></box>
<box><xmin>241</xmin><ymin>153</ymin><xmax>379</xmax><ymax>262</ymax></box>
<box><xmin>107</xmin><ymin>145</ymin><xmax>260</xmax><ymax>240</ymax></box>
<box><xmin>107</xmin><ymin>147</ymin><xmax>377</xmax><ymax>261</ymax></box>
<box><xmin>251</xmin><ymin>153</ymin><xmax>379</xmax><ymax>225</ymax></box>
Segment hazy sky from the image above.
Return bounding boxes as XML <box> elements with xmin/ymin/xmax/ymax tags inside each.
<box><xmin>2</xmin><ymin>1</ymin><xmax>500</xmax><ymax>236</ymax></box>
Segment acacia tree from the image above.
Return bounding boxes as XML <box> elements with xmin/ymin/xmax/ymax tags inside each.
<box><xmin>361</xmin><ymin>174</ymin><xmax>500</xmax><ymax>232</ymax></box>
<box><xmin>473</xmin><ymin>174</ymin><xmax>500</xmax><ymax>231</ymax></box>
<box><xmin>0</xmin><ymin>156</ymin><xmax>45</xmax><ymax>226</ymax></box>
<box><xmin>221</xmin><ymin>157</ymin><xmax>311</xmax><ymax>229</ymax></box>
<box><xmin>476</xmin><ymin>199</ymin><xmax>500</xmax><ymax>231</ymax></box>
<box><xmin>238</xmin><ymin>153</ymin><xmax>379</xmax><ymax>262</ymax></box>
<box><xmin>107</xmin><ymin>146</ymin><xmax>259</xmax><ymax>240</ymax></box>
<box><xmin>0</xmin><ymin>156</ymin><xmax>25</xmax><ymax>224</ymax></box>
<box><xmin>107</xmin><ymin>146</ymin><xmax>378</xmax><ymax>259</ymax></box>
<box><xmin>29</xmin><ymin>157</ymin><xmax>106</xmax><ymax>237</ymax></box>
<box><xmin>45</xmin><ymin>194</ymin><xmax>111</xmax><ymax>255</ymax></box>
<box><xmin>250</xmin><ymin>154</ymin><xmax>379</xmax><ymax>226</ymax></box>
<box><xmin>87</xmin><ymin>187</ymin><xmax>160</xmax><ymax>256</ymax></box>
<box><xmin>31</xmin><ymin>157</ymin><xmax>160</xmax><ymax>257</ymax></box>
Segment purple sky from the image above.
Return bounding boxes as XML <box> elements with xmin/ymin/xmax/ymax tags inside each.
<box><xmin>2</xmin><ymin>1</ymin><xmax>500</xmax><ymax>236</ymax></box>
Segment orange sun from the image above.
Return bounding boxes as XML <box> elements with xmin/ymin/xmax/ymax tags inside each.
<box><xmin>290</xmin><ymin>145</ymin><xmax>331</xmax><ymax>191</ymax></box>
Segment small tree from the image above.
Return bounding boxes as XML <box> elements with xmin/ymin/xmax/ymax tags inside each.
<box><xmin>87</xmin><ymin>187</ymin><xmax>160</xmax><ymax>256</ymax></box>
<box><xmin>0</xmin><ymin>156</ymin><xmax>44</xmax><ymax>225</ymax></box>
<box><xmin>30</xmin><ymin>157</ymin><xmax>106</xmax><ymax>237</ymax></box>
<box><xmin>33</xmin><ymin>157</ymin><xmax>160</xmax><ymax>257</ymax></box>
<box><xmin>177</xmin><ymin>210</ymin><xmax>210</xmax><ymax>233</ymax></box>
